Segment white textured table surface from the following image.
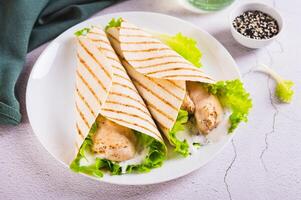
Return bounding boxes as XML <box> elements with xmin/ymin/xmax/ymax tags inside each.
<box><xmin>1</xmin><ymin>0</ymin><xmax>301</xmax><ymax>199</ymax></box>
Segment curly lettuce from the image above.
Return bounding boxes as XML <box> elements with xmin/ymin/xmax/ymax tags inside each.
<box><xmin>168</xmin><ymin>109</ymin><xmax>190</xmax><ymax>157</ymax></box>
<box><xmin>276</xmin><ymin>80</ymin><xmax>294</xmax><ymax>103</ymax></box>
<box><xmin>70</xmin><ymin>120</ymin><xmax>166</xmax><ymax>178</ymax></box>
<box><xmin>257</xmin><ymin>64</ymin><xmax>294</xmax><ymax>103</ymax></box>
<box><xmin>74</xmin><ymin>28</ymin><xmax>90</xmax><ymax>36</ymax></box>
<box><xmin>126</xmin><ymin>132</ymin><xmax>166</xmax><ymax>173</ymax></box>
<box><xmin>70</xmin><ymin>122</ymin><xmax>121</xmax><ymax>177</ymax></box>
<box><xmin>204</xmin><ymin>80</ymin><xmax>252</xmax><ymax>133</ymax></box>
<box><xmin>105</xmin><ymin>18</ymin><xmax>123</xmax><ymax>31</ymax></box>
<box><xmin>156</xmin><ymin>33</ymin><xmax>202</xmax><ymax>67</ymax></box>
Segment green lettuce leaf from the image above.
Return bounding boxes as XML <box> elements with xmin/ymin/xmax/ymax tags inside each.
<box><xmin>157</xmin><ymin>33</ymin><xmax>202</xmax><ymax>67</ymax></box>
<box><xmin>105</xmin><ymin>18</ymin><xmax>123</xmax><ymax>31</ymax></box>
<box><xmin>276</xmin><ymin>80</ymin><xmax>294</xmax><ymax>103</ymax></box>
<box><xmin>74</xmin><ymin>28</ymin><xmax>90</xmax><ymax>36</ymax></box>
<box><xmin>204</xmin><ymin>79</ymin><xmax>252</xmax><ymax>133</ymax></box>
<box><xmin>70</xmin><ymin>122</ymin><xmax>106</xmax><ymax>177</ymax></box>
<box><xmin>70</xmin><ymin>119</ymin><xmax>166</xmax><ymax>178</ymax></box>
<box><xmin>168</xmin><ymin>109</ymin><xmax>190</xmax><ymax>157</ymax></box>
<box><xmin>193</xmin><ymin>142</ymin><xmax>202</xmax><ymax>149</ymax></box>
<box><xmin>257</xmin><ymin>64</ymin><xmax>294</xmax><ymax>103</ymax></box>
<box><xmin>126</xmin><ymin>132</ymin><xmax>166</xmax><ymax>173</ymax></box>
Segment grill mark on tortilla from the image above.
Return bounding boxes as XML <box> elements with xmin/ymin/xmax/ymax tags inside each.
<box><xmin>132</xmin><ymin>78</ymin><xmax>178</xmax><ymax>111</ymax></box>
<box><xmin>112</xmin><ymin>65</ymin><xmax>125</xmax><ymax>72</ymax></box>
<box><xmin>105</xmin><ymin>100</ymin><xmax>151</xmax><ymax>117</ymax></box>
<box><xmin>112</xmin><ymin>82</ymin><xmax>139</xmax><ymax>95</ymax></box>
<box><xmin>76</xmin><ymin>88</ymin><xmax>96</xmax><ymax>118</ymax></box>
<box><xmin>76</xmin><ymin>70</ymin><xmax>102</xmax><ymax>105</ymax></box>
<box><xmin>110</xmin><ymin>92</ymin><xmax>145</xmax><ymax>108</ymax></box>
<box><xmin>112</xmin><ymin>67</ymin><xmax>130</xmax><ymax>77</ymax></box>
<box><xmin>166</xmin><ymin>80</ymin><xmax>185</xmax><ymax>92</ymax></box>
<box><xmin>156</xmin><ymin>120</ymin><xmax>171</xmax><ymax>133</ymax></box>
<box><xmin>145</xmin><ymin>67</ymin><xmax>201</xmax><ymax>76</ymax></box>
<box><xmin>119</xmin><ymin>34</ymin><xmax>154</xmax><ymax>38</ymax></box>
<box><xmin>76</xmin><ymin>123</ymin><xmax>85</xmax><ymax>139</ymax></box>
<box><xmin>135</xmin><ymin>61</ymin><xmax>190</xmax><ymax>69</ymax></box>
<box><xmin>163</xmin><ymin>74</ymin><xmax>213</xmax><ymax>80</ymax></box>
<box><xmin>107</xmin><ymin>116</ymin><xmax>161</xmax><ymax>138</ymax></box>
<box><xmin>107</xmin><ymin>56</ymin><xmax>120</xmax><ymax>63</ymax></box>
<box><xmin>145</xmin><ymin>100</ymin><xmax>174</xmax><ymax>122</ymax></box>
<box><xmin>89</xmin><ymin>38</ymin><xmax>110</xmax><ymax>44</ymax></box>
<box><xmin>101</xmin><ymin>108</ymin><xmax>157</xmax><ymax>129</ymax></box>
<box><xmin>122</xmin><ymin>47</ymin><xmax>170</xmax><ymax>53</ymax></box>
<box><xmin>121</xmin><ymin>41</ymin><xmax>161</xmax><ymax>45</ymax></box>
<box><xmin>98</xmin><ymin>47</ymin><xmax>116</xmax><ymax>53</ymax></box>
<box><xmin>114</xmin><ymin>72</ymin><xmax>130</xmax><ymax>81</ymax></box>
<box><xmin>88</xmin><ymin>31</ymin><xmax>106</xmax><ymax>37</ymax></box>
<box><xmin>78</xmin><ymin>54</ymin><xmax>107</xmax><ymax>92</ymax></box>
<box><xmin>126</xmin><ymin>54</ymin><xmax>180</xmax><ymax>62</ymax></box>
<box><xmin>120</xmin><ymin>26</ymin><xmax>141</xmax><ymax>30</ymax></box>
<box><xmin>90</xmin><ymin>37</ymin><xmax>116</xmax><ymax>52</ymax></box>
<box><xmin>111</xmin><ymin>66</ymin><xmax>129</xmax><ymax>76</ymax></box>
<box><xmin>76</xmin><ymin>102</ymin><xmax>90</xmax><ymax>128</ymax></box>
<box><xmin>145</xmin><ymin>77</ymin><xmax>182</xmax><ymax>101</ymax></box>
<box><xmin>79</xmin><ymin>40</ymin><xmax>112</xmax><ymax>80</ymax></box>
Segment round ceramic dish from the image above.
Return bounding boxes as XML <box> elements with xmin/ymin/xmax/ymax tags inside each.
<box><xmin>230</xmin><ymin>2</ymin><xmax>283</xmax><ymax>48</ymax></box>
<box><xmin>26</xmin><ymin>12</ymin><xmax>241</xmax><ymax>185</ymax></box>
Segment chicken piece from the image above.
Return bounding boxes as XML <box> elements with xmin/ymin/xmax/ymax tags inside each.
<box><xmin>92</xmin><ymin>116</ymin><xmax>136</xmax><ymax>162</ymax></box>
<box><xmin>181</xmin><ymin>92</ymin><xmax>195</xmax><ymax>114</ymax></box>
<box><xmin>187</xmin><ymin>82</ymin><xmax>223</xmax><ymax>134</ymax></box>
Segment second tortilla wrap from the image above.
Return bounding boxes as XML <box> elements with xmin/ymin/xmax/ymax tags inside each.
<box><xmin>106</xmin><ymin>19</ymin><xmax>215</xmax><ymax>155</ymax></box>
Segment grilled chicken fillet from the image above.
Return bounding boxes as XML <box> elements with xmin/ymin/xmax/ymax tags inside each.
<box><xmin>182</xmin><ymin>82</ymin><xmax>223</xmax><ymax>134</ymax></box>
<box><xmin>181</xmin><ymin>92</ymin><xmax>195</xmax><ymax>114</ymax></box>
<box><xmin>92</xmin><ymin>116</ymin><xmax>137</xmax><ymax>162</ymax></box>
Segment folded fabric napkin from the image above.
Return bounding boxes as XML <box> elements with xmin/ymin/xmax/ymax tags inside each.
<box><xmin>0</xmin><ymin>0</ymin><xmax>118</xmax><ymax>125</ymax></box>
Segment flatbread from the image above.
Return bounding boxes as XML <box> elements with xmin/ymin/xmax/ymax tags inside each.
<box><xmin>74</xmin><ymin>27</ymin><xmax>163</xmax><ymax>160</ymax></box>
<box><xmin>106</xmin><ymin>20</ymin><xmax>214</xmax><ymax>139</ymax></box>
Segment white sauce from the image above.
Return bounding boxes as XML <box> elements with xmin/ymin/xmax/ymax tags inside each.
<box><xmin>119</xmin><ymin>148</ymin><xmax>149</xmax><ymax>173</ymax></box>
<box><xmin>79</xmin><ymin>150</ymin><xmax>104</xmax><ymax>166</ymax></box>
<box><xmin>206</xmin><ymin>112</ymin><xmax>231</xmax><ymax>143</ymax></box>
<box><xmin>78</xmin><ymin>147</ymin><xmax>150</xmax><ymax>174</ymax></box>
<box><xmin>176</xmin><ymin>112</ymin><xmax>230</xmax><ymax>154</ymax></box>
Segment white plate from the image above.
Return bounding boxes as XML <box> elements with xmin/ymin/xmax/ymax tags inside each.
<box><xmin>26</xmin><ymin>12</ymin><xmax>240</xmax><ymax>185</ymax></box>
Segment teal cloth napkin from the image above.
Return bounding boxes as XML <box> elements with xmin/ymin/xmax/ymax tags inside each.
<box><xmin>0</xmin><ymin>0</ymin><xmax>117</xmax><ymax>125</ymax></box>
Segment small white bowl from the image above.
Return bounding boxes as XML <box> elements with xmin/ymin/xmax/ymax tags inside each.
<box><xmin>229</xmin><ymin>2</ymin><xmax>283</xmax><ymax>49</ymax></box>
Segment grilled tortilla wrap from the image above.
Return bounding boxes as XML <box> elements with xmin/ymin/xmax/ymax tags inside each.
<box><xmin>106</xmin><ymin>19</ymin><xmax>221</xmax><ymax>156</ymax></box>
<box><xmin>70</xmin><ymin>26</ymin><xmax>166</xmax><ymax>177</ymax></box>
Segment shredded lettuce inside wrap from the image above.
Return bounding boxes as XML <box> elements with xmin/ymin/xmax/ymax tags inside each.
<box><xmin>204</xmin><ymin>80</ymin><xmax>252</xmax><ymax>133</ymax></box>
<box><xmin>126</xmin><ymin>132</ymin><xmax>166</xmax><ymax>173</ymax></box>
<box><xmin>105</xmin><ymin>18</ymin><xmax>123</xmax><ymax>30</ymax></box>
<box><xmin>168</xmin><ymin>109</ymin><xmax>190</xmax><ymax>157</ymax></box>
<box><xmin>70</xmin><ymin>120</ymin><xmax>166</xmax><ymax>178</ymax></box>
<box><xmin>74</xmin><ymin>28</ymin><xmax>90</xmax><ymax>36</ymax></box>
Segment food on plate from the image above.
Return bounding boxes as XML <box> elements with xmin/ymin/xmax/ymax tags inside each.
<box><xmin>156</xmin><ymin>33</ymin><xmax>203</xmax><ymax>67</ymax></box>
<box><xmin>257</xmin><ymin>63</ymin><xmax>294</xmax><ymax>103</ymax></box>
<box><xmin>92</xmin><ymin>116</ymin><xmax>136</xmax><ymax>161</ymax></box>
<box><xmin>70</xmin><ymin>26</ymin><xmax>166</xmax><ymax>178</ymax></box>
<box><xmin>106</xmin><ymin>18</ymin><xmax>252</xmax><ymax>156</ymax></box>
<box><xmin>186</xmin><ymin>81</ymin><xmax>223</xmax><ymax>134</ymax></box>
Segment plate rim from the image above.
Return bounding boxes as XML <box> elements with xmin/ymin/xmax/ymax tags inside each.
<box><xmin>26</xmin><ymin>11</ymin><xmax>241</xmax><ymax>185</ymax></box>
